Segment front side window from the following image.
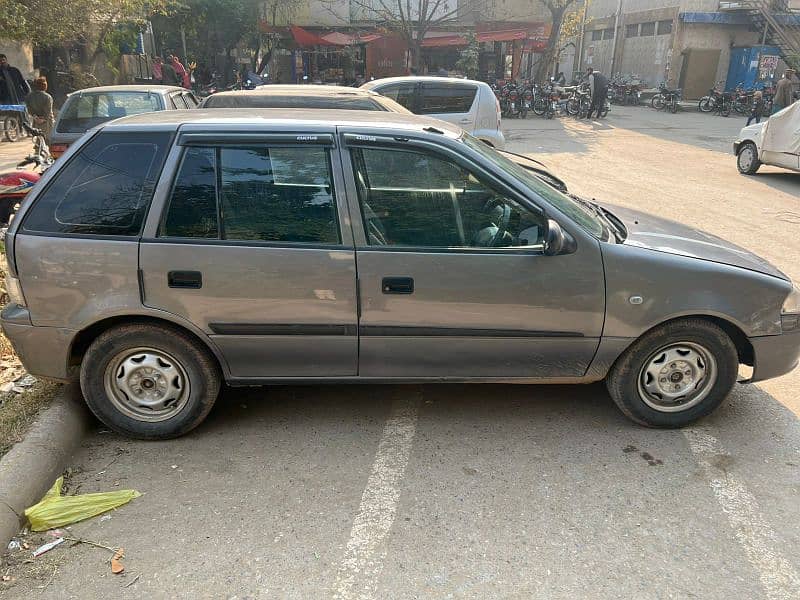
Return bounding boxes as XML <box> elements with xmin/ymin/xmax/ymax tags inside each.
<box><xmin>161</xmin><ymin>145</ymin><xmax>339</xmax><ymax>244</ymax></box>
<box><xmin>23</xmin><ymin>132</ymin><xmax>170</xmax><ymax>236</ymax></box>
<box><xmin>351</xmin><ymin>147</ymin><xmax>545</xmax><ymax>249</ymax></box>
<box><xmin>420</xmin><ymin>84</ymin><xmax>477</xmax><ymax>114</ymax></box>
<box><xmin>376</xmin><ymin>83</ymin><xmax>417</xmax><ymax>111</ymax></box>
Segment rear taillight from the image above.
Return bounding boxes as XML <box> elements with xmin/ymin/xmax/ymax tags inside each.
<box><xmin>5</xmin><ymin>274</ymin><xmax>26</xmax><ymax>308</ymax></box>
<box><xmin>50</xmin><ymin>143</ymin><xmax>68</xmax><ymax>158</ymax></box>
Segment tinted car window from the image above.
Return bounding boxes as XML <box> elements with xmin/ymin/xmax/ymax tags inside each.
<box><xmin>219</xmin><ymin>146</ymin><xmax>339</xmax><ymax>244</ymax></box>
<box><xmin>351</xmin><ymin>147</ymin><xmax>544</xmax><ymax>248</ymax></box>
<box><xmin>56</xmin><ymin>92</ymin><xmax>162</xmax><ymax>133</ymax></box>
<box><xmin>420</xmin><ymin>84</ymin><xmax>477</xmax><ymax>114</ymax></box>
<box><xmin>162</xmin><ymin>147</ymin><xmax>218</xmax><ymax>238</ymax></box>
<box><xmin>23</xmin><ymin>132</ymin><xmax>170</xmax><ymax>236</ymax></box>
<box><xmin>203</xmin><ymin>94</ymin><xmax>383</xmax><ymax>110</ymax></box>
<box><xmin>375</xmin><ymin>83</ymin><xmax>417</xmax><ymax>110</ymax></box>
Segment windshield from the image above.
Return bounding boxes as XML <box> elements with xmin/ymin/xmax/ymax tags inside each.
<box><xmin>462</xmin><ymin>135</ymin><xmax>606</xmax><ymax>239</ymax></box>
<box><xmin>57</xmin><ymin>92</ymin><xmax>162</xmax><ymax>133</ymax></box>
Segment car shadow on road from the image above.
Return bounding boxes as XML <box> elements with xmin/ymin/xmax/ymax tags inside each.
<box><xmin>745</xmin><ymin>170</ymin><xmax>800</xmax><ymax>197</ymax></box>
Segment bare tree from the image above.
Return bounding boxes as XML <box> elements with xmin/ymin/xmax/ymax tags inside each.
<box><xmin>345</xmin><ymin>0</ymin><xmax>489</xmax><ymax>69</ymax></box>
<box><xmin>534</xmin><ymin>0</ymin><xmax>581</xmax><ymax>82</ymax></box>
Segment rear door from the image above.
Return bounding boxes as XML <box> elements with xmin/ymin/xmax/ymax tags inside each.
<box><xmin>371</xmin><ymin>81</ymin><xmax>420</xmax><ymax>112</ymax></box>
<box><xmin>418</xmin><ymin>82</ymin><xmax>479</xmax><ymax>132</ymax></box>
<box><xmin>140</xmin><ymin>130</ymin><xmax>358</xmax><ymax>378</ymax></box>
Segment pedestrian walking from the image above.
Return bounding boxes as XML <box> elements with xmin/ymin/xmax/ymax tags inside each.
<box><xmin>746</xmin><ymin>90</ymin><xmax>765</xmax><ymax>126</ymax></box>
<box><xmin>24</xmin><ymin>76</ymin><xmax>54</xmax><ymax>143</ymax></box>
<box><xmin>772</xmin><ymin>68</ymin><xmax>796</xmax><ymax>115</ymax></box>
<box><xmin>152</xmin><ymin>56</ymin><xmax>164</xmax><ymax>84</ymax></box>
<box><xmin>586</xmin><ymin>67</ymin><xmax>608</xmax><ymax>119</ymax></box>
<box><xmin>170</xmin><ymin>55</ymin><xmax>190</xmax><ymax>89</ymax></box>
<box><xmin>0</xmin><ymin>53</ymin><xmax>31</xmax><ymax>105</ymax></box>
<box><xmin>161</xmin><ymin>57</ymin><xmax>179</xmax><ymax>86</ymax></box>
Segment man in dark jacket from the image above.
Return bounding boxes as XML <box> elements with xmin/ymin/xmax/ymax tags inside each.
<box><xmin>772</xmin><ymin>69</ymin><xmax>796</xmax><ymax>115</ymax></box>
<box><xmin>0</xmin><ymin>54</ymin><xmax>30</xmax><ymax>105</ymax></box>
<box><xmin>586</xmin><ymin>67</ymin><xmax>608</xmax><ymax>119</ymax></box>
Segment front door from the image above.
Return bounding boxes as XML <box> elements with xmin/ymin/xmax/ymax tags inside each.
<box><xmin>341</xmin><ymin>136</ymin><xmax>605</xmax><ymax>379</ymax></box>
<box><xmin>140</xmin><ymin>134</ymin><xmax>358</xmax><ymax>378</ymax></box>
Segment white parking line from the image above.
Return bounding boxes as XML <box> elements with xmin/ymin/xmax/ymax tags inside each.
<box><xmin>333</xmin><ymin>392</ymin><xmax>421</xmax><ymax>600</ymax></box>
<box><xmin>683</xmin><ymin>426</ymin><xmax>800</xmax><ymax>600</ymax></box>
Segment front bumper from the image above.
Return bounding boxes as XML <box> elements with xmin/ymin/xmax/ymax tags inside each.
<box><xmin>749</xmin><ymin>328</ymin><xmax>800</xmax><ymax>382</ymax></box>
<box><xmin>1</xmin><ymin>305</ymin><xmax>75</xmax><ymax>381</ymax></box>
<box><xmin>733</xmin><ymin>140</ymin><xmax>742</xmax><ymax>155</ymax></box>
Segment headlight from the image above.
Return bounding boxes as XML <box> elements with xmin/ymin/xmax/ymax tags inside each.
<box><xmin>783</xmin><ymin>285</ymin><xmax>800</xmax><ymax>314</ymax></box>
<box><xmin>5</xmin><ymin>275</ymin><xmax>26</xmax><ymax>308</ymax></box>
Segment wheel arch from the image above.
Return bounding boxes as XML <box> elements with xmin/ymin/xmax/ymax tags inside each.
<box><xmin>69</xmin><ymin>315</ymin><xmax>229</xmax><ymax>376</ymax></box>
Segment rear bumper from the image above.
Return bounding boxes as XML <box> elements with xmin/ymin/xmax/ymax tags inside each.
<box><xmin>749</xmin><ymin>329</ymin><xmax>800</xmax><ymax>382</ymax></box>
<box><xmin>1</xmin><ymin>306</ymin><xmax>75</xmax><ymax>381</ymax></box>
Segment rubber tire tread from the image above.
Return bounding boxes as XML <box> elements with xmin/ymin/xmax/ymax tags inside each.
<box><xmin>605</xmin><ymin>319</ymin><xmax>738</xmax><ymax>428</ymax></box>
<box><xmin>80</xmin><ymin>323</ymin><xmax>221</xmax><ymax>440</ymax></box>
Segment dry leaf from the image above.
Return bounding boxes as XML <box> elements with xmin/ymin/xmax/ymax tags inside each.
<box><xmin>111</xmin><ymin>548</ymin><xmax>125</xmax><ymax>574</ymax></box>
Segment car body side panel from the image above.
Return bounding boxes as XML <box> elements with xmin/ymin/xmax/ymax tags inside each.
<box><xmin>601</xmin><ymin>242</ymin><xmax>791</xmax><ymax>339</ymax></box>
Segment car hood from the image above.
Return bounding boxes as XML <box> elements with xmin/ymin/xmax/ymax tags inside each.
<box><xmin>738</xmin><ymin>121</ymin><xmax>765</xmax><ymax>143</ymax></box>
<box><xmin>604</xmin><ymin>204</ymin><xmax>788</xmax><ymax>280</ymax></box>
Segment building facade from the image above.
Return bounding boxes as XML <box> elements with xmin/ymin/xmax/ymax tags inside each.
<box><xmin>578</xmin><ymin>0</ymin><xmax>797</xmax><ymax>97</ymax></box>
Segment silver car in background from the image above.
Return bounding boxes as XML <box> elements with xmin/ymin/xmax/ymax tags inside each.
<box><xmin>2</xmin><ymin>109</ymin><xmax>799</xmax><ymax>439</ymax></box>
<box><xmin>361</xmin><ymin>76</ymin><xmax>505</xmax><ymax>148</ymax></box>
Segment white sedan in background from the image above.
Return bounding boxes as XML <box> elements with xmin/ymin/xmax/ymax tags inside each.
<box><xmin>735</xmin><ymin>102</ymin><xmax>800</xmax><ymax>174</ymax></box>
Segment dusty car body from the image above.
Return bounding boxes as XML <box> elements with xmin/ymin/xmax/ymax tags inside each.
<box><xmin>735</xmin><ymin>102</ymin><xmax>800</xmax><ymax>174</ymax></box>
<box><xmin>2</xmin><ymin>109</ymin><xmax>799</xmax><ymax>439</ymax></box>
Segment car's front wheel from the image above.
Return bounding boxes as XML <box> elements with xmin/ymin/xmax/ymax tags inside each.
<box><xmin>80</xmin><ymin>322</ymin><xmax>221</xmax><ymax>439</ymax></box>
<box><xmin>606</xmin><ymin>319</ymin><xmax>738</xmax><ymax>428</ymax></box>
<box><xmin>737</xmin><ymin>141</ymin><xmax>761</xmax><ymax>175</ymax></box>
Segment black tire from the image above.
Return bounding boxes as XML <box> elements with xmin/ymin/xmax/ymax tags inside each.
<box><xmin>566</xmin><ymin>98</ymin><xmax>579</xmax><ymax>116</ymax></box>
<box><xmin>532</xmin><ymin>98</ymin><xmax>546</xmax><ymax>116</ymax></box>
<box><xmin>737</xmin><ymin>141</ymin><xmax>761</xmax><ymax>175</ymax></box>
<box><xmin>605</xmin><ymin>319</ymin><xmax>738</xmax><ymax>428</ymax></box>
<box><xmin>669</xmin><ymin>99</ymin><xmax>679</xmax><ymax>114</ymax></box>
<box><xmin>698</xmin><ymin>97</ymin><xmax>713</xmax><ymax>112</ymax></box>
<box><xmin>80</xmin><ymin>322</ymin><xmax>221</xmax><ymax>439</ymax></box>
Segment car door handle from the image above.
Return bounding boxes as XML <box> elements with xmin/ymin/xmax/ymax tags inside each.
<box><xmin>459</xmin><ymin>118</ymin><xmax>473</xmax><ymax>124</ymax></box>
<box><xmin>168</xmin><ymin>270</ymin><xmax>202</xmax><ymax>289</ymax></box>
<box><xmin>382</xmin><ymin>277</ymin><xmax>414</xmax><ymax>294</ymax></box>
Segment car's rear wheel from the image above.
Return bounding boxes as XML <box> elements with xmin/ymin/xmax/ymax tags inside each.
<box><xmin>737</xmin><ymin>141</ymin><xmax>761</xmax><ymax>175</ymax></box>
<box><xmin>80</xmin><ymin>323</ymin><xmax>221</xmax><ymax>439</ymax></box>
<box><xmin>606</xmin><ymin>319</ymin><xmax>738</xmax><ymax>428</ymax></box>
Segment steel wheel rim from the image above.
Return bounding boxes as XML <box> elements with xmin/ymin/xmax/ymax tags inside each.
<box><xmin>739</xmin><ymin>146</ymin><xmax>755</xmax><ymax>171</ymax></box>
<box><xmin>104</xmin><ymin>347</ymin><xmax>191</xmax><ymax>422</ymax></box>
<box><xmin>637</xmin><ymin>342</ymin><xmax>717</xmax><ymax>412</ymax></box>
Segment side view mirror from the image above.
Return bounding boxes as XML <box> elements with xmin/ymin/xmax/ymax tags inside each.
<box><xmin>544</xmin><ymin>219</ymin><xmax>576</xmax><ymax>256</ymax></box>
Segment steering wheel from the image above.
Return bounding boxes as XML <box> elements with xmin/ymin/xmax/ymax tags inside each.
<box><xmin>472</xmin><ymin>198</ymin><xmax>512</xmax><ymax>247</ymax></box>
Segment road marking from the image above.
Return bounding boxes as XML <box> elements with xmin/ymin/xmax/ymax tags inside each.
<box><xmin>333</xmin><ymin>392</ymin><xmax>421</xmax><ymax>599</ymax></box>
<box><xmin>683</xmin><ymin>426</ymin><xmax>800</xmax><ymax>600</ymax></box>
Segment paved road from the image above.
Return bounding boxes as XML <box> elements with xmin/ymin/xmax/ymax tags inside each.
<box><xmin>5</xmin><ymin>106</ymin><xmax>800</xmax><ymax>599</ymax></box>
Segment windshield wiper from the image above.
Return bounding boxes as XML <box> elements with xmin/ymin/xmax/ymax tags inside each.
<box><xmin>569</xmin><ymin>195</ymin><xmax>624</xmax><ymax>242</ymax></box>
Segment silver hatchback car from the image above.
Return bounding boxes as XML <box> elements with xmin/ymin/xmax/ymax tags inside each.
<box><xmin>3</xmin><ymin>110</ymin><xmax>799</xmax><ymax>439</ymax></box>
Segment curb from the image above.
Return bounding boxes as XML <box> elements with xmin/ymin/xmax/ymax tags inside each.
<box><xmin>0</xmin><ymin>384</ymin><xmax>92</xmax><ymax>549</ymax></box>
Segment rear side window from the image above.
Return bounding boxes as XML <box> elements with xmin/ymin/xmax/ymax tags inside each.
<box><xmin>56</xmin><ymin>92</ymin><xmax>162</xmax><ymax>133</ymax></box>
<box><xmin>375</xmin><ymin>83</ymin><xmax>417</xmax><ymax>110</ymax></box>
<box><xmin>420</xmin><ymin>84</ymin><xmax>477</xmax><ymax>114</ymax></box>
<box><xmin>23</xmin><ymin>132</ymin><xmax>171</xmax><ymax>236</ymax></box>
<box><xmin>161</xmin><ymin>145</ymin><xmax>340</xmax><ymax>244</ymax></box>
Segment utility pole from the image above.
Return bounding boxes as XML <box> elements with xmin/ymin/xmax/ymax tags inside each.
<box><xmin>610</xmin><ymin>0</ymin><xmax>623</xmax><ymax>76</ymax></box>
<box><xmin>575</xmin><ymin>0</ymin><xmax>590</xmax><ymax>75</ymax></box>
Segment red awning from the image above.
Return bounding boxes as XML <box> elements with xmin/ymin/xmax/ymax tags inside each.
<box><xmin>421</xmin><ymin>35</ymin><xmax>468</xmax><ymax>48</ymax></box>
<box><xmin>476</xmin><ymin>29</ymin><xmax>528</xmax><ymax>43</ymax></box>
<box><xmin>290</xmin><ymin>25</ymin><xmax>337</xmax><ymax>47</ymax></box>
<box><xmin>523</xmin><ymin>39</ymin><xmax>548</xmax><ymax>52</ymax></box>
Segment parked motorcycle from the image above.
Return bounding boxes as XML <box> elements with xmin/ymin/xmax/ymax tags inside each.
<box><xmin>652</xmin><ymin>84</ymin><xmax>681</xmax><ymax>113</ymax></box>
<box><xmin>0</xmin><ymin>122</ymin><xmax>52</xmax><ymax>225</ymax></box>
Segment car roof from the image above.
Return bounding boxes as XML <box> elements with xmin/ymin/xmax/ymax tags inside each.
<box><xmin>66</xmin><ymin>85</ymin><xmax>187</xmax><ymax>97</ymax></box>
<box><xmin>104</xmin><ymin>108</ymin><xmax>463</xmax><ymax>137</ymax></box>
<box><xmin>222</xmin><ymin>85</ymin><xmax>382</xmax><ymax>97</ymax></box>
<box><xmin>362</xmin><ymin>76</ymin><xmax>486</xmax><ymax>88</ymax></box>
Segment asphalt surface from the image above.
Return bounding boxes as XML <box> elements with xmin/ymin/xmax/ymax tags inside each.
<box><xmin>3</xmin><ymin>106</ymin><xmax>800</xmax><ymax>599</ymax></box>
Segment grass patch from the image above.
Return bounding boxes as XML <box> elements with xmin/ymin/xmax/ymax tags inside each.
<box><xmin>0</xmin><ymin>380</ymin><xmax>61</xmax><ymax>456</ymax></box>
